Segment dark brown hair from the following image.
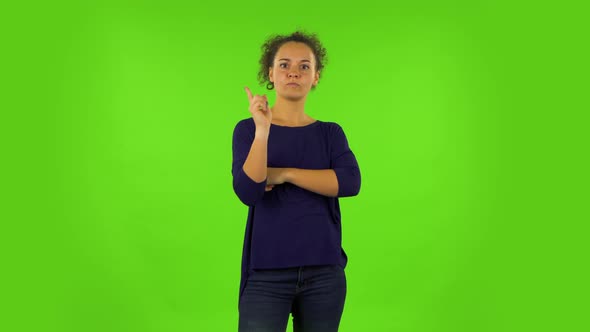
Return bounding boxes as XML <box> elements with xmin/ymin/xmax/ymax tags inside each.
<box><xmin>257</xmin><ymin>30</ymin><xmax>328</xmax><ymax>91</ymax></box>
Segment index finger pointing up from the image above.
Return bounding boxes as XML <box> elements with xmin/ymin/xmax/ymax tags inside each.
<box><xmin>244</xmin><ymin>86</ymin><xmax>253</xmax><ymax>102</ymax></box>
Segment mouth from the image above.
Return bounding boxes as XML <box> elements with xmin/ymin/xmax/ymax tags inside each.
<box><xmin>286</xmin><ymin>83</ymin><xmax>300</xmax><ymax>87</ymax></box>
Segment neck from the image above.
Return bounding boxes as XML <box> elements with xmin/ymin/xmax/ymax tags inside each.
<box><xmin>271</xmin><ymin>94</ymin><xmax>310</xmax><ymax>125</ymax></box>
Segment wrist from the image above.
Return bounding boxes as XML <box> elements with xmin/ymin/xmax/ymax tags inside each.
<box><xmin>254</xmin><ymin>128</ymin><xmax>269</xmax><ymax>139</ymax></box>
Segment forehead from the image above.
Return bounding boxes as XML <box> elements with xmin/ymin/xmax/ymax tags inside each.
<box><xmin>275</xmin><ymin>42</ymin><xmax>315</xmax><ymax>62</ymax></box>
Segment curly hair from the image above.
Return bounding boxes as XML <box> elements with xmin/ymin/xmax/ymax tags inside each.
<box><xmin>257</xmin><ymin>30</ymin><xmax>328</xmax><ymax>91</ymax></box>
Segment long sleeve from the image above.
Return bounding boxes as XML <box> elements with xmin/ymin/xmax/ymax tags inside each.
<box><xmin>330</xmin><ymin>124</ymin><xmax>361</xmax><ymax>197</ymax></box>
<box><xmin>232</xmin><ymin>119</ymin><xmax>267</xmax><ymax>206</ymax></box>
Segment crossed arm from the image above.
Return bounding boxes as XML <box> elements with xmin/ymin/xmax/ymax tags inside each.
<box><xmin>235</xmin><ymin>123</ymin><xmax>358</xmax><ymax>205</ymax></box>
<box><xmin>241</xmin><ymin>133</ymin><xmax>339</xmax><ymax>198</ymax></box>
<box><xmin>267</xmin><ymin>167</ymin><xmax>339</xmax><ymax>197</ymax></box>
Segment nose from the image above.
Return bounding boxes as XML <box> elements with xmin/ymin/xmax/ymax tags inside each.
<box><xmin>288</xmin><ymin>70</ymin><xmax>300</xmax><ymax>78</ymax></box>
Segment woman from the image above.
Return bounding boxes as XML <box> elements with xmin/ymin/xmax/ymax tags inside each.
<box><xmin>232</xmin><ymin>30</ymin><xmax>361</xmax><ymax>332</ymax></box>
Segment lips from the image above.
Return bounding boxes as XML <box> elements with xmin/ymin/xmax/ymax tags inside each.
<box><xmin>286</xmin><ymin>83</ymin><xmax>300</xmax><ymax>87</ymax></box>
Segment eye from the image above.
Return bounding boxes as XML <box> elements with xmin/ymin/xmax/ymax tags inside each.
<box><xmin>301</xmin><ymin>64</ymin><xmax>310</xmax><ymax>70</ymax></box>
<box><xmin>279</xmin><ymin>63</ymin><xmax>288</xmax><ymax>68</ymax></box>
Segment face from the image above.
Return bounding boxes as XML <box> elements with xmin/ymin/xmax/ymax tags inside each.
<box><xmin>268</xmin><ymin>41</ymin><xmax>320</xmax><ymax>100</ymax></box>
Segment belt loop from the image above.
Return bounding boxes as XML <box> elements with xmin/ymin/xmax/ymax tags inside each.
<box><xmin>297</xmin><ymin>266</ymin><xmax>304</xmax><ymax>287</ymax></box>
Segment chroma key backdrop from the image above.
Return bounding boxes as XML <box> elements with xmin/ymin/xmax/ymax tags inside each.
<box><xmin>1</xmin><ymin>1</ymin><xmax>586</xmax><ymax>332</ymax></box>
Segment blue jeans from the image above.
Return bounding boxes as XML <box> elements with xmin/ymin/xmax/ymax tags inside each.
<box><xmin>238</xmin><ymin>264</ymin><xmax>347</xmax><ymax>332</ymax></box>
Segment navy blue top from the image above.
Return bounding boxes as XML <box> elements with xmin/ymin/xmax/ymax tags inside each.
<box><xmin>231</xmin><ymin>118</ymin><xmax>361</xmax><ymax>303</ymax></box>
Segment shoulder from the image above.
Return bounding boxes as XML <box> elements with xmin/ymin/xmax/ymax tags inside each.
<box><xmin>317</xmin><ymin>120</ymin><xmax>345</xmax><ymax>137</ymax></box>
<box><xmin>233</xmin><ymin>118</ymin><xmax>255</xmax><ymax>135</ymax></box>
<box><xmin>234</xmin><ymin>117</ymin><xmax>255</xmax><ymax>130</ymax></box>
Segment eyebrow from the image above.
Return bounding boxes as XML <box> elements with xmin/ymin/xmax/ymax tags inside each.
<box><xmin>278</xmin><ymin>58</ymin><xmax>311</xmax><ymax>63</ymax></box>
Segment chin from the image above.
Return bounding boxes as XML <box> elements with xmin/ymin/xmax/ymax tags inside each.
<box><xmin>279</xmin><ymin>88</ymin><xmax>308</xmax><ymax>96</ymax></box>
<box><xmin>281</xmin><ymin>92</ymin><xmax>307</xmax><ymax>101</ymax></box>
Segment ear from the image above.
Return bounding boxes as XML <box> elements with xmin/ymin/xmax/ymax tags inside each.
<box><xmin>268</xmin><ymin>67</ymin><xmax>273</xmax><ymax>82</ymax></box>
<box><xmin>313</xmin><ymin>70</ymin><xmax>320</xmax><ymax>86</ymax></box>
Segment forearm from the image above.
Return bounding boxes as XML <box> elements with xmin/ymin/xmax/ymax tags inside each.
<box><xmin>286</xmin><ymin>168</ymin><xmax>339</xmax><ymax>197</ymax></box>
<box><xmin>242</xmin><ymin>130</ymin><xmax>269</xmax><ymax>183</ymax></box>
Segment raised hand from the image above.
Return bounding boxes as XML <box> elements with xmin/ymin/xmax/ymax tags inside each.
<box><xmin>245</xmin><ymin>86</ymin><xmax>272</xmax><ymax>131</ymax></box>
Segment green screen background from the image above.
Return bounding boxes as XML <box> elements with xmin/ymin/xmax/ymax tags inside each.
<box><xmin>2</xmin><ymin>1</ymin><xmax>587</xmax><ymax>332</ymax></box>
